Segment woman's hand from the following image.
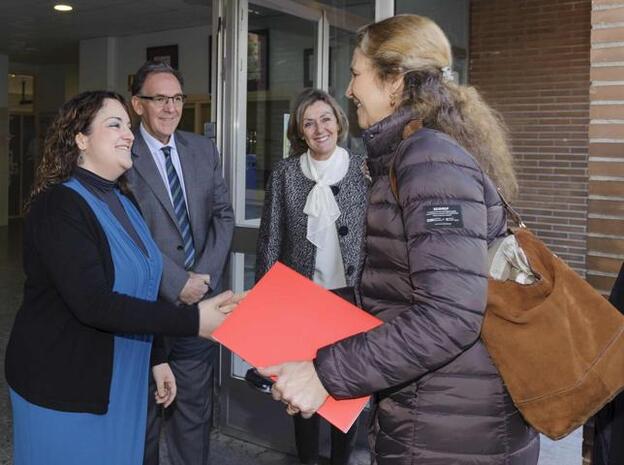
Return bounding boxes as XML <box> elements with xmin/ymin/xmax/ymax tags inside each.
<box><xmin>198</xmin><ymin>290</ymin><xmax>248</xmax><ymax>338</ymax></box>
<box><xmin>152</xmin><ymin>363</ymin><xmax>177</xmax><ymax>408</ymax></box>
<box><xmin>258</xmin><ymin>361</ymin><xmax>329</xmax><ymax>418</ymax></box>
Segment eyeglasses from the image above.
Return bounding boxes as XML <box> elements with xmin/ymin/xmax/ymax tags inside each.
<box><xmin>138</xmin><ymin>94</ymin><xmax>187</xmax><ymax>107</ymax></box>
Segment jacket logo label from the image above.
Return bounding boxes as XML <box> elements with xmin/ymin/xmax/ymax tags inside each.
<box><xmin>425</xmin><ymin>205</ymin><xmax>463</xmax><ymax>229</ymax></box>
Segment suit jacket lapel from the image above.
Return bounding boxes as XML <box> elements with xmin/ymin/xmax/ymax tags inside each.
<box><xmin>176</xmin><ymin>132</ymin><xmax>202</xmax><ymax>244</ymax></box>
<box><xmin>131</xmin><ymin>132</ymin><xmax>180</xmax><ymax>233</ymax></box>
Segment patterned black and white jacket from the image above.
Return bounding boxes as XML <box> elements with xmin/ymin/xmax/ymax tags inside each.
<box><xmin>255</xmin><ymin>151</ymin><xmax>369</xmax><ymax>290</ymax></box>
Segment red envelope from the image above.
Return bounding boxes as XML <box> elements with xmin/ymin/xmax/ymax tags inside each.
<box><xmin>212</xmin><ymin>262</ymin><xmax>382</xmax><ymax>432</ymax></box>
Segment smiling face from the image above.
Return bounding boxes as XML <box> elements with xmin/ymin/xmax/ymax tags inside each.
<box><xmin>346</xmin><ymin>47</ymin><xmax>401</xmax><ymax>129</ymax></box>
<box><xmin>301</xmin><ymin>100</ymin><xmax>339</xmax><ymax>160</ymax></box>
<box><xmin>131</xmin><ymin>72</ymin><xmax>183</xmax><ymax>144</ymax></box>
<box><xmin>76</xmin><ymin>98</ymin><xmax>134</xmax><ymax>181</ymax></box>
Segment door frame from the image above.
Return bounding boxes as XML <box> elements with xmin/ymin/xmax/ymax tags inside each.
<box><xmin>214</xmin><ymin>0</ymin><xmax>394</xmax><ymax>453</ymax></box>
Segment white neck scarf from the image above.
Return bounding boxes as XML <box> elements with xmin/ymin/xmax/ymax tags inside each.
<box><xmin>300</xmin><ymin>146</ymin><xmax>349</xmax><ymax>248</ymax></box>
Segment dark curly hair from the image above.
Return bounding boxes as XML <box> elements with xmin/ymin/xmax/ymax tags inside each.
<box><xmin>27</xmin><ymin>90</ymin><xmax>130</xmax><ymax>208</ymax></box>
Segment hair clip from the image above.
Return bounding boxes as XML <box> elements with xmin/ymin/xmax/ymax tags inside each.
<box><xmin>441</xmin><ymin>66</ymin><xmax>454</xmax><ymax>83</ymax></box>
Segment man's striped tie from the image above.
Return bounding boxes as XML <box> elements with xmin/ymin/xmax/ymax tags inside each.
<box><xmin>162</xmin><ymin>146</ymin><xmax>195</xmax><ymax>270</ymax></box>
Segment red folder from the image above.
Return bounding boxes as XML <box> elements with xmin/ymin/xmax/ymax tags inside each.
<box><xmin>212</xmin><ymin>262</ymin><xmax>382</xmax><ymax>432</ymax></box>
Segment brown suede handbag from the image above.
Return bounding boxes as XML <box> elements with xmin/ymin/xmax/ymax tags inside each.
<box><xmin>389</xmin><ymin>139</ymin><xmax>624</xmax><ymax>440</ymax></box>
<box><xmin>482</xmin><ymin>195</ymin><xmax>624</xmax><ymax>440</ymax></box>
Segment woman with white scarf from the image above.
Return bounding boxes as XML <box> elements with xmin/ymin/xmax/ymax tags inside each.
<box><xmin>255</xmin><ymin>88</ymin><xmax>369</xmax><ymax>465</ymax></box>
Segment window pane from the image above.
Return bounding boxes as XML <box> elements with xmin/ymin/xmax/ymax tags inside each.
<box><xmin>326</xmin><ymin>1</ymin><xmax>375</xmax><ymax>156</ymax></box>
<box><xmin>230</xmin><ymin>253</ymin><xmax>256</xmax><ymax>379</ymax></box>
<box><xmin>313</xmin><ymin>0</ymin><xmax>374</xmax><ymax>19</ymax></box>
<box><xmin>245</xmin><ymin>4</ymin><xmax>318</xmax><ymax>220</ymax></box>
<box><xmin>395</xmin><ymin>0</ymin><xmax>469</xmax><ymax>83</ymax></box>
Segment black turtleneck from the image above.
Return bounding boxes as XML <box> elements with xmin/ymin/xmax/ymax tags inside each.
<box><xmin>74</xmin><ymin>167</ymin><xmax>147</xmax><ymax>255</ymax></box>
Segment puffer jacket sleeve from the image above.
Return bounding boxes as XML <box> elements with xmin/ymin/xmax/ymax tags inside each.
<box><xmin>315</xmin><ymin>137</ymin><xmax>490</xmax><ymax>398</ymax></box>
<box><xmin>255</xmin><ymin>163</ymin><xmax>286</xmax><ymax>282</ymax></box>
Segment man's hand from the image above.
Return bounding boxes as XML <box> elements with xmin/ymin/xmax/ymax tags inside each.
<box><xmin>152</xmin><ymin>363</ymin><xmax>177</xmax><ymax>408</ymax></box>
<box><xmin>258</xmin><ymin>361</ymin><xmax>329</xmax><ymax>419</ymax></box>
<box><xmin>197</xmin><ymin>290</ymin><xmax>248</xmax><ymax>338</ymax></box>
<box><xmin>179</xmin><ymin>272</ymin><xmax>211</xmax><ymax>304</ymax></box>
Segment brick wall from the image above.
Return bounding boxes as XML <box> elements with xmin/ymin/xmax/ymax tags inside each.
<box><xmin>470</xmin><ymin>0</ymin><xmax>591</xmax><ymax>275</ymax></box>
<box><xmin>586</xmin><ymin>1</ymin><xmax>624</xmax><ymax>460</ymax></box>
<box><xmin>470</xmin><ymin>2</ymin><xmax>594</xmax><ymax>463</ymax></box>
<box><xmin>589</xmin><ymin>0</ymin><xmax>624</xmax><ymax>295</ymax></box>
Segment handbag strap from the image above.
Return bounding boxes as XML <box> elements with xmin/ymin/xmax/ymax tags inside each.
<box><xmin>389</xmin><ymin>119</ymin><xmax>423</xmax><ymax>202</ymax></box>
<box><xmin>496</xmin><ymin>188</ymin><xmax>526</xmax><ymax>229</ymax></box>
<box><xmin>389</xmin><ymin>159</ymin><xmax>400</xmax><ymax>203</ymax></box>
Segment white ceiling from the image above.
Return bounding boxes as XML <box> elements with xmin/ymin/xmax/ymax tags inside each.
<box><xmin>0</xmin><ymin>0</ymin><xmax>376</xmax><ymax>65</ymax></box>
<box><xmin>0</xmin><ymin>0</ymin><xmax>212</xmax><ymax>64</ymax></box>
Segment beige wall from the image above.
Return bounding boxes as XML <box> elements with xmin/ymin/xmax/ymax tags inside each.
<box><xmin>79</xmin><ymin>25</ymin><xmax>211</xmax><ymax>97</ymax></box>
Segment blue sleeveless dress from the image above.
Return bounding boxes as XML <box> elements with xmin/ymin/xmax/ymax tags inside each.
<box><xmin>10</xmin><ymin>178</ymin><xmax>163</xmax><ymax>465</ymax></box>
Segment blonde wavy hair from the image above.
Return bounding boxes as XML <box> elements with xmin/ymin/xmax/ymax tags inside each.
<box><xmin>357</xmin><ymin>14</ymin><xmax>518</xmax><ymax>199</ymax></box>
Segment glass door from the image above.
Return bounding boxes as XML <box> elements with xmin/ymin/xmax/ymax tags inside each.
<box><xmin>217</xmin><ymin>0</ymin><xmax>378</xmax><ymax>454</ymax></box>
<box><xmin>218</xmin><ymin>0</ymin><xmax>323</xmax><ymax>452</ymax></box>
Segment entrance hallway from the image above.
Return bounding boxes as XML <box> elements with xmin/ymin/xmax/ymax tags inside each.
<box><xmin>0</xmin><ymin>220</ymin><xmax>581</xmax><ymax>465</ymax></box>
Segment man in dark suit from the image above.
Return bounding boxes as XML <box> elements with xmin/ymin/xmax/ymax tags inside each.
<box><xmin>126</xmin><ymin>61</ymin><xmax>234</xmax><ymax>465</ymax></box>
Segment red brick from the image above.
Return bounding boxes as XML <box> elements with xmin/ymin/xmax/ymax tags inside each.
<box><xmin>589</xmin><ymin>162</ymin><xmax>624</xmax><ymax>178</ymax></box>
<box><xmin>590</xmin><ymin>179</ymin><xmax>624</xmax><ymax>196</ymax></box>
<box><xmin>587</xmin><ymin>254</ymin><xmax>623</xmax><ymax>273</ymax></box>
<box><xmin>589</xmin><ymin>198</ymin><xmax>624</xmax><ymax>216</ymax></box>
<box><xmin>592</xmin><ymin>27</ymin><xmax>624</xmax><ymax>43</ymax></box>
<box><xmin>589</xmin><ymin>124</ymin><xmax>624</xmax><ymax>138</ymax></box>
<box><xmin>586</xmin><ymin>274</ymin><xmax>616</xmax><ymax>292</ymax></box>
<box><xmin>591</xmin><ymin>85</ymin><xmax>624</xmax><ymax>100</ymax></box>
<box><xmin>593</xmin><ymin>0</ymin><xmax>624</xmax><ymax>5</ymax></box>
<box><xmin>593</xmin><ymin>6</ymin><xmax>624</xmax><ymax>24</ymax></box>
<box><xmin>587</xmin><ymin>236</ymin><xmax>624</xmax><ymax>254</ymax></box>
<box><xmin>592</xmin><ymin>47</ymin><xmax>624</xmax><ymax>63</ymax></box>
<box><xmin>589</xmin><ymin>217</ymin><xmax>624</xmax><ymax>235</ymax></box>
<box><xmin>591</xmin><ymin>66</ymin><xmax>624</xmax><ymax>81</ymax></box>
<box><xmin>590</xmin><ymin>104</ymin><xmax>624</xmax><ymax>119</ymax></box>
<box><xmin>588</xmin><ymin>142</ymin><xmax>624</xmax><ymax>157</ymax></box>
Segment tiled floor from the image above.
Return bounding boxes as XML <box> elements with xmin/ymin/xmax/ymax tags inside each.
<box><xmin>0</xmin><ymin>220</ymin><xmax>582</xmax><ymax>465</ymax></box>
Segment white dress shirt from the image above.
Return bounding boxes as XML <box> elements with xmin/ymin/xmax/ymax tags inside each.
<box><xmin>140</xmin><ymin>123</ymin><xmax>190</xmax><ymax>210</ymax></box>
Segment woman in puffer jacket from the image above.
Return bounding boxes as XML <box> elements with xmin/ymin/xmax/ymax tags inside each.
<box><xmin>260</xmin><ymin>14</ymin><xmax>539</xmax><ymax>465</ymax></box>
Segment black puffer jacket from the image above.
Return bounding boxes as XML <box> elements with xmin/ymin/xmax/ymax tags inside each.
<box><xmin>315</xmin><ymin>108</ymin><xmax>539</xmax><ymax>465</ymax></box>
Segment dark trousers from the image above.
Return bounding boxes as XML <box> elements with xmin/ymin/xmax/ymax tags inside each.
<box><xmin>143</xmin><ymin>354</ymin><xmax>216</xmax><ymax>465</ymax></box>
<box><xmin>593</xmin><ymin>262</ymin><xmax>624</xmax><ymax>465</ymax></box>
<box><xmin>293</xmin><ymin>413</ymin><xmax>358</xmax><ymax>465</ymax></box>
<box><xmin>593</xmin><ymin>392</ymin><xmax>624</xmax><ymax>465</ymax></box>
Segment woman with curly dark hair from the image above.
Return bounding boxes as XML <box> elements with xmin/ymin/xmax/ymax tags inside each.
<box><xmin>5</xmin><ymin>90</ymin><xmax>242</xmax><ymax>465</ymax></box>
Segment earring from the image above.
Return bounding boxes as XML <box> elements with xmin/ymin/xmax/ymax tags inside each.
<box><xmin>77</xmin><ymin>151</ymin><xmax>85</xmax><ymax>165</ymax></box>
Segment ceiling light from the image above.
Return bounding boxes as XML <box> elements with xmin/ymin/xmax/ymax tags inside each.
<box><xmin>53</xmin><ymin>4</ymin><xmax>73</xmax><ymax>12</ymax></box>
